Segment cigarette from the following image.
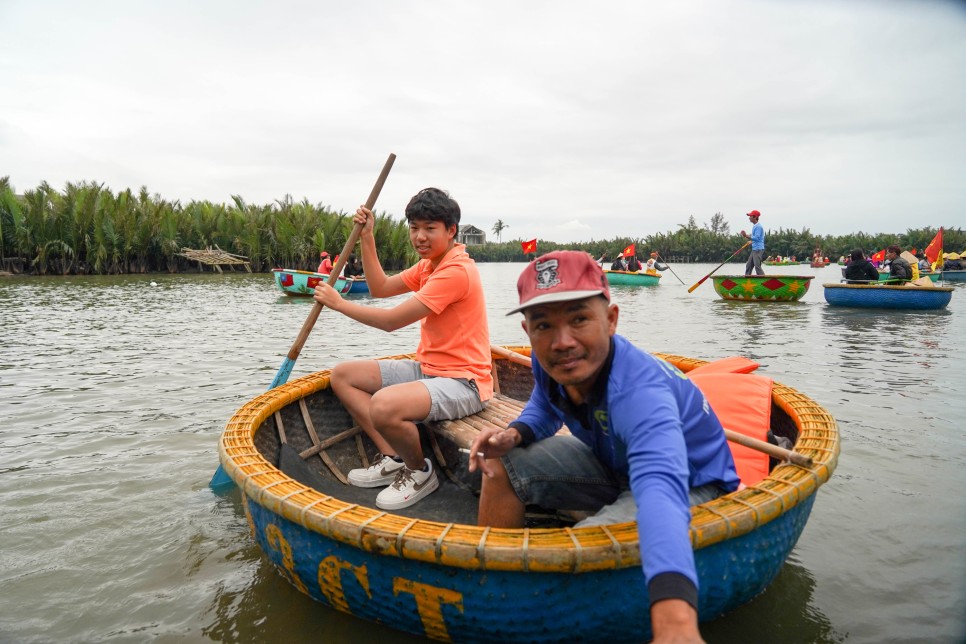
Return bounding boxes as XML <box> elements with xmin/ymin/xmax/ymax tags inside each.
<box><xmin>458</xmin><ymin>448</ymin><xmax>485</xmax><ymax>458</ymax></box>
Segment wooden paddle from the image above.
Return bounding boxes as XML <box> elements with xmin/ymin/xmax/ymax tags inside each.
<box><xmin>489</xmin><ymin>344</ymin><xmax>813</xmax><ymax>468</ymax></box>
<box><xmin>209</xmin><ymin>153</ymin><xmax>396</xmax><ymax>491</ymax></box>
<box><xmin>655</xmin><ymin>252</ymin><xmax>686</xmax><ymax>285</ymax></box>
<box><xmin>687</xmin><ymin>241</ymin><xmax>752</xmax><ymax>293</ymax></box>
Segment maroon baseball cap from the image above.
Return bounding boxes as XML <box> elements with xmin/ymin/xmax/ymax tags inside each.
<box><xmin>508</xmin><ymin>250</ymin><xmax>610</xmax><ymax>315</ymax></box>
<box><xmin>746</xmin><ymin>210</ymin><xmax>761</xmax><ymax>218</ymax></box>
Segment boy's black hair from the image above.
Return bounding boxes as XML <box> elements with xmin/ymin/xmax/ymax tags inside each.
<box><xmin>405</xmin><ymin>188</ymin><xmax>460</xmax><ymax>230</ymax></box>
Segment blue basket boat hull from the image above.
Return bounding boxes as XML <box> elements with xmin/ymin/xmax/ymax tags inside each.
<box><xmin>823</xmin><ymin>284</ymin><xmax>953</xmax><ymax>310</ymax></box>
<box><xmin>244</xmin><ymin>492</ymin><xmax>815</xmax><ymax>643</ymax></box>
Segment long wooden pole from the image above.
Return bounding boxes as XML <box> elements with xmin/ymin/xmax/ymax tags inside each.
<box><xmin>655</xmin><ymin>252</ymin><xmax>686</xmax><ymax>285</ymax></box>
<box><xmin>687</xmin><ymin>241</ymin><xmax>751</xmax><ymax>293</ymax></box>
<box><xmin>210</xmin><ymin>153</ymin><xmax>397</xmax><ymax>491</ymax></box>
<box><xmin>489</xmin><ymin>344</ymin><xmax>813</xmax><ymax>468</ymax></box>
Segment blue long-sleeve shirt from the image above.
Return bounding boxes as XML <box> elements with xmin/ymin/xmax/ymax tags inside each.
<box><xmin>750</xmin><ymin>222</ymin><xmax>765</xmax><ymax>250</ymax></box>
<box><xmin>509</xmin><ymin>335</ymin><xmax>739</xmax><ymax>606</ymax></box>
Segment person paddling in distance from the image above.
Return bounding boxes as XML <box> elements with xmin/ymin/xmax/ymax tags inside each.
<box><xmin>313</xmin><ymin>188</ymin><xmax>493</xmax><ymax>510</ymax></box>
<box><xmin>317</xmin><ymin>251</ymin><xmax>333</xmax><ymax>275</ymax></box>
<box><xmin>467</xmin><ymin>250</ymin><xmax>739</xmax><ymax>643</ymax></box>
<box><xmin>740</xmin><ymin>209</ymin><xmax>766</xmax><ymax>275</ymax></box>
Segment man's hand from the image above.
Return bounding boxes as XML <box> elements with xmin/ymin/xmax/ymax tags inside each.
<box><xmin>650</xmin><ymin>599</ymin><xmax>704</xmax><ymax>644</ymax></box>
<box><xmin>467</xmin><ymin>427</ymin><xmax>520</xmax><ymax>478</ymax></box>
<box><xmin>740</xmin><ymin>229</ymin><xmax>748</xmax><ymax>239</ymax></box>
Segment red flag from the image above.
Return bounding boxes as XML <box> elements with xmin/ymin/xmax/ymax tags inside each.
<box><xmin>622</xmin><ymin>243</ymin><xmax>636</xmax><ymax>258</ymax></box>
<box><xmin>924</xmin><ymin>227</ymin><xmax>943</xmax><ymax>270</ymax></box>
<box><xmin>870</xmin><ymin>249</ymin><xmax>885</xmax><ymax>264</ymax></box>
<box><xmin>521</xmin><ymin>238</ymin><xmax>537</xmax><ymax>254</ymax></box>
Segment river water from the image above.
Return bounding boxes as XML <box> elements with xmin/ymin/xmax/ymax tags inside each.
<box><xmin>1</xmin><ymin>263</ymin><xmax>964</xmax><ymax>643</ymax></box>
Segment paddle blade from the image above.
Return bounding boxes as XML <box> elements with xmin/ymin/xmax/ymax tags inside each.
<box><xmin>270</xmin><ymin>357</ymin><xmax>296</xmax><ymax>389</ymax></box>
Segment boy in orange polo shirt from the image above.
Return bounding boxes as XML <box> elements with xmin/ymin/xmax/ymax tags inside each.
<box><xmin>313</xmin><ymin>188</ymin><xmax>492</xmax><ymax>510</ymax></box>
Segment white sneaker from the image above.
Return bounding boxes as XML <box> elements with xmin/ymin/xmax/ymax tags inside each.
<box><xmin>347</xmin><ymin>454</ymin><xmax>405</xmax><ymax>488</ymax></box>
<box><xmin>375</xmin><ymin>459</ymin><xmax>439</xmax><ymax>510</ymax></box>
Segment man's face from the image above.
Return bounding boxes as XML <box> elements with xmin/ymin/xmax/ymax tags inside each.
<box><xmin>886</xmin><ymin>249</ymin><xmax>897</xmax><ymax>260</ymax></box>
<box><xmin>522</xmin><ymin>296</ymin><xmax>618</xmax><ymax>398</ymax></box>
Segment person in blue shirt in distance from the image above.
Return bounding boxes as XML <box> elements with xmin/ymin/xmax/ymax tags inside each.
<box><xmin>740</xmin><ymin>209</ymin><xmax>766</xmax><ymax>275</ymax></box>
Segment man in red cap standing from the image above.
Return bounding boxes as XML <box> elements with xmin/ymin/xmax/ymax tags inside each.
<box><xmin>467</xmin><ymin>250</ymin><xmax>739</xmax><ymax>642</ymax></box>
<box><xmin>740</xmin><ymin>210</ymin><xmax>765</xmax><ymax>275</ymax></box>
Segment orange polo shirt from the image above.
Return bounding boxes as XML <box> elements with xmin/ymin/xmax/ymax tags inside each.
<box><xmin>399</xmin><ymin>244</ymin><xmax>493</xmax><ymax>401</ymax></box>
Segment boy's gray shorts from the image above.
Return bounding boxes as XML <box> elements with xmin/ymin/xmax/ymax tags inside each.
<box><xmin>378</xmin><ymin>359</ymin><xmax>484</xmax><ymax>422</ymax></box>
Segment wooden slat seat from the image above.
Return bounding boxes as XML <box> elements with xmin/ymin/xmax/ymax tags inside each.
<box><xmin>424</xmin><ymin>393</ymin><xmax>527</xmax><ymax>448</ymax></box>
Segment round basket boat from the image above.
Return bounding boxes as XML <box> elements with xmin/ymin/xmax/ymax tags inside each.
<box><xmin>603</xmin><ymin>269</ymin><xmax>661</xmax><ymax>286</ymax></box>
<box><xmin>823</xmin><ymin>283</ymin><xmax>953</xmax><ymax>310</ymax></box>
<box><xmin>272</xmin><ymin>268</ymin><xmax>368</xmax><ymax>296</ymax></box>
<box><xmin>711</xmin><ymin>275</ymin><xmax>815</xmax><ymax>302</ymax></box>
<box><xmin>218</xmin><ymin>347</ymin><xmax>839</xmax><ymax>643</ymax></box>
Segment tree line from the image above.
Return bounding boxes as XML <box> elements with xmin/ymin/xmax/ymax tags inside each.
<box><xmin>1</xmin><ymin>178</ymin><xmax>961</xmax><ymax>274</ymax></box>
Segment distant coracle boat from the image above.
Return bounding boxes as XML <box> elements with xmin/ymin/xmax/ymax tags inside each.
<box><xmin>937</xmin><ymin>270</ymin><xmax>966</xmax><ymax>282</ymax></box>
<box><xmin>218</xmin><ymin>347</ymin><xmax>838</xmax><ymax>643</ymax></box>
<box><xmin>712</xmin><ymin>275</ymin><xmax>814</xmax><ymax>302</ymax></box>
<box><xmin>823</xmin><ymin>283</ymin><xmax>953</xmax><ymax>310</ymax></box>
<box><xmin>603</xmin><ymin>269</ymin><xmax>661</xmax><ymax>286</ymax></box>
<box><xmin>272</xmin><ymin>268</ymin><xmax>368</xmax><ymax>296</ymax></box>
<box><xmin>763</xmin><ymin>260</ymin><xmax>798</xmax><ymax>266</ymax></box>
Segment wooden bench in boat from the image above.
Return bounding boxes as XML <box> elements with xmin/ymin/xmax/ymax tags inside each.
<box><xmin>423</xmin><ymin>393</ymin><xmax>527</xmax><ymax>450</ymax></box>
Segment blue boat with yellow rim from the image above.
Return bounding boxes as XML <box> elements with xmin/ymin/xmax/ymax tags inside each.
<box><xmin>218</xmin><ymin>347</ymin><xmax>839</xmax><ymax>642</ymax></box>
<box><xmin>823</xmin><ymin>283</ymin><xmax>953</xmax><ymax>310</ymax></box>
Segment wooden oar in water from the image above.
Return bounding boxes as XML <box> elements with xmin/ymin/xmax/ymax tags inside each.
<box><xmin>655</xmin><ymin>251</ymin><xmax>686</xmax><ymax>285</ymax></box>
<box><xmin>210</xmin><ymin>153</ymin><xmax>397</xmax><ymax>491</ymax></box>
<box><xmin>687</xmin><ymin>241</ymin><xmax>751</xmax><ymax>293</ymax></box>
<box><xmin>489</xmin><ymin>344</ymin><xmax>813</xmax><ymax>468</ymax></box>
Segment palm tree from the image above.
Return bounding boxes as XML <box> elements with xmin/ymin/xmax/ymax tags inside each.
<box><xmin>492</xmin><ymin>219</ymin><xmax>509</xmax><ymax>242</ymax></box>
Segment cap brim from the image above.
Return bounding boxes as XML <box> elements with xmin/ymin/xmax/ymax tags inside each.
<box><xmin>506</xmin><ymin>289</ymin><xmax>606</xmax><ymax>315</ymax></box>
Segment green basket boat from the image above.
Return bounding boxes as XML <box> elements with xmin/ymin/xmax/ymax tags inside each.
<box><xmin>603</xmin><ymin>269</ymin><xmax>661</xmax><ymax>286</ymax></box>
<box><xmin>712</xmin><ymin>275</ymin><xmax>814</xmax><ymax>302</ymax></box>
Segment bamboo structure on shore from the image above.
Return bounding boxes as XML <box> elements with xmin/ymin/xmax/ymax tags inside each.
<box><xmin>177</xmin><ymin>247</ymin><xmax>252</xmax><ymax>273</ymax></box>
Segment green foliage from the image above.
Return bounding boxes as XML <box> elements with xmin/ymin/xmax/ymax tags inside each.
<box><xmin>2</xmin><ymin>178</ymin><xmax>962</xmax><ymax>274</ymax></box>
<box><xmin>0</xmin><ymin>180</ymin><xmax>418</xmax><ymax>274</ymax></box>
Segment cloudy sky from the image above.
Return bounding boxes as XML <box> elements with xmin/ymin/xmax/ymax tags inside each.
<box><xmin>2</xmin><ymin>1</ymin><xmax>964</xmax><ymax>243</ymax></box>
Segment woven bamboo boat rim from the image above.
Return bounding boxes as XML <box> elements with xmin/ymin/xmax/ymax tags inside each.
<box><xmin>823</xmin><ymin>283</ymin><xmax>953</xmax><ymax>292</ymax></box>
<box><xmin>219</xmin><ymin>347</ymin><xmax>840</xmax><ymax>573</ymax></box>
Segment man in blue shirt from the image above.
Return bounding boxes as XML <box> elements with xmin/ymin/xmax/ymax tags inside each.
<box><xmin>740</xmin><ymin>209</ymin><xmax>766</xmax><ymax>275</ymax></box>
<box><xmin>467</xmin><ymin>250</ymin><xmax>739</xmax><ymax>643</ymax></box>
